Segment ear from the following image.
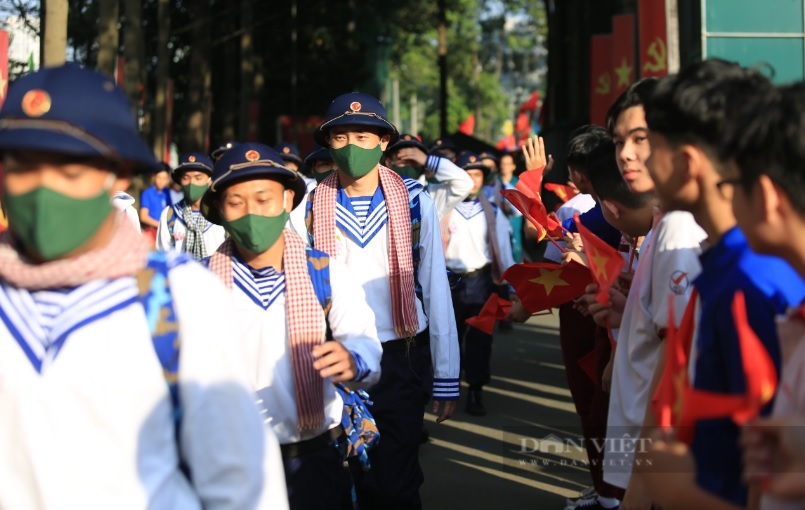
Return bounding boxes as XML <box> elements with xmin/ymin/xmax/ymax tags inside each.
<box><xmin>284</xmin><ymin>189</ymin><xmax>296</xmax><ymax>213</ymax></box>
<box><xmin>756</xmin><ymin>174</ymin><xmax>782</xmax><ymax>225</ymax></box>
<box><xmin>379</xmin><ymin>133</ymin><xmax>391</xmax><ymax>151</ymax></box>
<box><xmin>602</xmin><ymin>199</ymin><xmax>620</xmax><ymax>220</ymax></box>
<box><xmin>677</xmin><ymin>145</ymin><xmax>702</xmax><ymax>182</ymax></box>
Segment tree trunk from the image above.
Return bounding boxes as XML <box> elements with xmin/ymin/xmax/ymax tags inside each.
<box><xmin>123</xmin><ymin>0</ymin><xmax>144</xmax><ymax>116</ymax></box>
<box><xmin>97</xmin><ymin>0</ymin><xmax>119</xmax><ymax>77</ymax></box>
<box><xmin>42</xmin><ymin>0</ymin><xmax>68</xmax><ymax>67</ymax></box>
<box><xmin>152</xmin><ymin>0</ymin><xmax>171</xmax><ymax>162</ymax></box>
<box><xmin>183</xmin><ymin>0</ymin><xmax>211</xmax><ymax>151</ymax></box>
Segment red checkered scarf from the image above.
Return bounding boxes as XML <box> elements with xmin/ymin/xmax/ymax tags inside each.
<box><xmin>0</xmin><ymin>213</ymin><xmax>149</xmax><ymax>290</ymax></box>
<box><xmin>313</xmin><ymin>166</ymin><xmax>419</xmax><ymax>338</ymax></box>
<box><xmin>209</xmin><ymin>229</ymin><xmax>326</xmax><ymax>431</ymax></box>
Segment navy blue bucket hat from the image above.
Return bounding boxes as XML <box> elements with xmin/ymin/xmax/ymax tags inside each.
<box><xmin>304</xmin><ymin>145</ymin><xmax>333</xmax><ymax>165</ymax></box>
<box><xmin>172</xmin><ymin>152</ymin><xmax>214</xmax><ymax>184</ymax></box>
<box><xmin>211</xmin><ymin>141</ymin><xmax>237</xmax><ymax>161</ymax></box>
<box><xmin>0</xmin><ymin>64</ymin><xmax>159</xmax><ymax>172</ymax></box>
<box><xmin>201</xmin><ymin>142</ymin><xmax>307</xmax><ymax>224</ymax></box>
<box><xmin>274</xmin><ymin>142</ymin><xmax>303</xmax><ymax>166</ymax></box>
<box><xmin>314</xmin><ymin>92</ymin><xmax>399</xmax><ymax>146</ymax></box>
<box><xmin>456</xmin><ymin>152</ymin><xmax>490</xmax><ymax>179</ymax></box>
<box><xmin>387</xmin><ymin>133</ymin><xmax>427</xmax><ymax>155</ymax></box>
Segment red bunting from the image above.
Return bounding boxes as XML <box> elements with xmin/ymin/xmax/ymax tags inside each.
<box><xmin>466</xmin><ymin>295</ymin><xmax>513</xmax><ymax>335</ymax></box>
<box><xmin>574</xmin><ymin>214</ymin><xmax>624</xmax><ymax>305</ymax></box>
<box><xmin>458</xmin><ymin>113</ymin><xmax>475</xmax><ymax>136</ymax></box>
<box><xmin>544</xmin><ymin>183</ymin><xmax>579</xmax><ymax>203</ymax></box>
<box><xmin>519</xmin><ymin>91</ymin><xmax>541</xmax><ymax>113</ymax></box>
<box><xmin>502</xmin><ymin>260</ymin><xmax>593</xmax><ymax>313</ymax></box>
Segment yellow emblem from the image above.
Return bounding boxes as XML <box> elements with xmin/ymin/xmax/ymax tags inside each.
<box><xmin>595</xmin><ymin>73</ymin><xmax>611</xmax><ymax>95</ymax></box>
<box><xmin>643</xmin><ymin>37</ymin><xmax>668</xmax><ymax>74</ymax></box>
<box><xmin>21</xmin><ymin>90</ymin><xmax>52</xmax><ymax>117</ymax></box>
<box><xmin>529</xmin><ymin>268</ymin><xmax>570</xmax><ymax>296</ymax></box>
<box><xmin>615</xmin><ymin>58</ymin><xmax>633</xmax><ymax>88</ymax></box>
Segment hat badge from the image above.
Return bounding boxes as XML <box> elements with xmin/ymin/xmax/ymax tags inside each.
<box><xmin>469</xmin><ymin>156</ymin><xmax>477</xmax><ymax>162</ymax></box>
<box><xmin>245</xmin><ymin>150</ymin><xmax>260</xmax><ymax>162</ymax></box>
<box><xmin>21</xmin><ymin>90</ymin><xmax>52</xmax><ymax>118</ymax></box>
<box><xmin>282</xmin><ymin>147</ymin><xmax>290</xmax><ymax>154</ymax></box>
<box><xmin>349</xmin><ymin>101</ymin><xmax>362</xmax><ymax>112</ymax></box>
<box><xmin>436</xmin><ymin>140</ymin><xmax>442</xmax><ymax>146</ymax></box>
<box><xmin>188</xmin><ymin>155</ymin><xmax>196</xmax><ymax>162</ymax></box>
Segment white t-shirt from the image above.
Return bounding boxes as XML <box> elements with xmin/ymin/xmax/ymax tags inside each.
<box><xmin>603</xmin><ymin>210</ymin><xmax>706</xmax><ymax>489</ymax></box>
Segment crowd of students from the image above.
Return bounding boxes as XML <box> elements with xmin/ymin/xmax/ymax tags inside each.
<box><xmin>1</xmin><ymin>58</ymin><xmax>805</xmax><ymax>510</ymax></box>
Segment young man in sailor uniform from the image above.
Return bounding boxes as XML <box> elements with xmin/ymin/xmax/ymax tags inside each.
<box><xmin>156</xmin><ymin>152</ymin><xmax>226</xmax><ymax>260</ymax></box>
<box><xmin>0</xmin><ymin>64</ymin><xmax>284</xmax><ymax>509</ymax></box>
<box><xmin>298</xmin><ymin>92</ymin><xmax>460</xmax><ymax>510</ymax></box>
<box><xmin>201</xmin><ymin>142</ymin><xmax>382</xmax><ymax>510</ymax></box>
<box><xmin>444</xmin><ymin>152</ymin><xmax>516</xmax><ymax>416</ymax></box>
<box><xmin>386</xmin><ymin>133</ymin><xmax>473</xmax><ymax>219</ymax></box>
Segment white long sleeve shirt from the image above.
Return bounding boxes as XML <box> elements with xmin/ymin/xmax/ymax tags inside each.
<box><xmin>0</xmin><ymin>257</ymin><xmax>285</xmax><ymax>510</ymax></box>
<box><xmin>226</xmin><ymin>250</ymin><xmax>383</xmax><ymax>444</ymax></box>
<box><xmin>444</xmin><ymin>200</ymin><xmax>516</xmax><ymax>277</ymax></box>
<box><xmin>422</xmin><ymin>155</ymin><xmax>474</xmax><ymax>219</ymax></box>
<box><xmin>296</xmin><ymin>178</ymin><xmax>461</xmax><ymax>400</ymax></box>
<box><xmin>156</xmin><ymin>201</ymin><xmax>227</xmax><ymax>257</ymax></box>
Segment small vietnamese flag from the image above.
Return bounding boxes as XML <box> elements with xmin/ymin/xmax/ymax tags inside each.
<box><xmin>680</xmin><ymin>290</ymin><xmax>778</xmax><ymax>430</ymax></box>
<box><xmin>503</xmin><ymin>260</ymin><xmax>593</xmax><ymax>313</ymax></box>
<box><xmin>466</xmin><ymin>295</ymin><xmax>512</xmax><ymax>335</ymax></box>
<box><xmin>516</xmin><ymin>167</ymin><xmax>545</xmax><ymax>196</ymax></box>
<box><xmin>544</xmin><ymin>183</ymin><xmax>579</xmax><ymax>203</ymax></box>
<box><xmin>574</xmin><ymin>213</ymin><xmax>624</xmax><ymax>305</ymax></box>
<box><xmin>652</xmin><ymin>296</ymin><xmax>694</xmax><ymax>435</ymax></box>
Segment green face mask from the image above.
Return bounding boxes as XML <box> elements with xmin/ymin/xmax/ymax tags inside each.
<box><xmin>391</xmin><ymin>164</ymin><xmax>420</xmax><ymax>180</ymax></box>
<box><xmin>330</xmin><ymin>144</ymin><xmax>382</xmax><ymax>179</ymax></box>
<box><xmin>224</xmin><ymin>210</ymin><xmax>289</xmax><ymax>254</ymax></box>
<box><xmin>5</xmin><ymin>186</ymin><xmax>113</xmax><ymax>260</ymax></box>
<box><xmin>314</xmin><ymin>169</ymin><xmax>335</xmax><ymax>184</ymax></box>
<box><xmin>182</xmin><ymin>183</ymin><xmax>209</xmax><ymax>203</ymax></box>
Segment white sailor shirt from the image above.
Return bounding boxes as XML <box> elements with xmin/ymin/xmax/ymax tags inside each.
<box><xmin>444</xmin><ymin>198</ymin><xmax>516</xmax><ymax>276</ymax></box>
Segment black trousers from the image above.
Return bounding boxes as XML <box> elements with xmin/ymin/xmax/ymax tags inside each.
<box><xmin>350</xmin><ymin>339</ymin><xmax>429</xmax><ymax>510</ymax></box>
<box><xmin>282</xmin><ymin>441</ymin><xmax>353</xmax><ymax>510</ymax></box>
<box><xmin>451</xmin><ymin>267</ymin><xmax>498</xmax><ymax>388</ymax></box>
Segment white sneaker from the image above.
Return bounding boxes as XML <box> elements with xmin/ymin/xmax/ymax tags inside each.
<box><xmin>564</xmin><ymin>487</ymin><xmax>596</xmax><ymax>509</ymax></box>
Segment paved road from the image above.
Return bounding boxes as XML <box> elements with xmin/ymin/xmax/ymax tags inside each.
<box><xmin>421</xmin><ymin>312</ymin><xmax>591</xmax><ymax>509</ymax></box>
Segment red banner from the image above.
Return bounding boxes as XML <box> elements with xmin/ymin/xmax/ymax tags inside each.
<box><xmin>0</xmin><ymin>30</ymin><xmax>8</xmax><ymax>112</ymax></box>
<box><xmin>638</xmin><ymin>0</ymin><xmax>669</xmax><ymax>78</ymax></box>
<box><xmin>612</xmin><ymin>15</ymin><xmax>636</xmax><ymax>96</ymax></box>
<box><xmin>590</xmin><ymin>34</ymin><xmax>613</xmax><ymax>126</ymax></box>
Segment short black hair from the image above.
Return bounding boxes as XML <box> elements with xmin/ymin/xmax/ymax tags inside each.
<box><xmin>588</xmin><ymin>139</ymin><xmax>654</xmax><ymax>209</ymax></box>
<box><xmin>566</xmin><ymin>124</ymin><xmax>610</xmax><ymax>177</ymax></box>
<box><xmin>731</xmin><ymin>83</ymin><xmax>805</xmax><ymax>215</ymax></box>
<box><xmin>644</xmin><ymin>59</ymin><xmax>772</xmax><ymax>166</ymax></box>
<box><xmin>606</xmin><ymin>78</ymin><xmax>659</xmax><ymax>136</ymax></box>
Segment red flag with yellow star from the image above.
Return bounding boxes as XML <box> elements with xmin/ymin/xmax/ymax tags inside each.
<box><xmin>680</xmin><ymin>291</ymin><xmax>778</xmax><ymax>429</ymax></box>
<box><xmin>652</xmin><ymin>294</ymin><xmax>696</xmax><ymax>439</ymax></box>
<box><xmin>466</xmin><ymin>295</ymin><xmax>512</xmax><ymax>335</ymax></box>
<box><xmin>502</xmin><ymin>260</ymin><xmax>593</xmax><ymax>313</ymax></box>
<box><xmin>544</xmin><ymin>183</ymin><xmax>579</xmax><ymax>203</ymax></box>
<box><xmin>574</xmin><ymin>213</ymin><xmax>624</xmax><ymax>306</ymax></box>
<box><xmin>516</xmin><ymin>166</ymin><xmax>545</xmax><ymax>196</ymax></box>
<box><xmin>590</xmin><ymin>34</ymin><xmax>614</xmax><ymax>126</ymax></box>
<box><xmin>0</xmin><ymin>30</ymin><xmax>8</xmax><ymax>111</ymax></box>
<box><xmin>612</xmin><ymin>15</ymin><xmax>636</xmax><ymax>96</ymax></box>
<box><xmin>638</xmin><ymin>0</ymin><xmax>669</xmax><ymax>78</ymax></box>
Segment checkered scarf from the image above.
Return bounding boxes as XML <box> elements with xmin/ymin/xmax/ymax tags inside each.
<box><xmin>313</xmin><ymin>166</ymin><xmax>419</xmax><ymax>338</ymax></box>
<box><xmin>208</xmin><ymin>229</ymin><xmax>326</xmax><ymax>431</ymax></box>
<box><xmin>182</xmin><ymin>204</ymin><xmax>209</xmax><ymax>260</ymax></box>
<box><xmin>0</xmin><ymin>213</ymin><xmax>149</xmax><ymax>290</ymax></box>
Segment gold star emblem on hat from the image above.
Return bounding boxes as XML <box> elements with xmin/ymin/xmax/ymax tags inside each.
<box><xmin>283</xmin><ymin>147</ymin><xmax>290</xmax><ymax>154</ymax></box>
<box><xmin>350</xmin><ymin>101</ymin><xmax>362</xmax><ymax>112</ymax></box>
<box><xmin>188</xmin><ymin>155</ymin><xmax>196</xmax><ymax>162</ymax></box>
<box><xmin>21</xmin><ymin>90</ymin><xmax>51</xmax><ymax>117</ymax></box>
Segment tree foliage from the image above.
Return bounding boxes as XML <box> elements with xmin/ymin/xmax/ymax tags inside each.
<box><xmin>1</xmin><ymin>0</ymin><xmax>546</xmax><ymax>152</ymax></box>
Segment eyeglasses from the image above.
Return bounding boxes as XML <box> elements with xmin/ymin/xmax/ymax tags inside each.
<box><xmin>716</xmin><ymin>177</ymin><xmax>742</xmax><ymax>192</ymax></box>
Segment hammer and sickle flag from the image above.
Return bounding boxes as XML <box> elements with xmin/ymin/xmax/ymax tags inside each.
<box><xmin>638</xmin><ymin>0</ymin><xmax>669</xmax><ymax>78</ymax></box>
<box><xmin>590</xmin><ymin>34</ymin><xmax>614</xmax><ymax>125</ymax></box>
